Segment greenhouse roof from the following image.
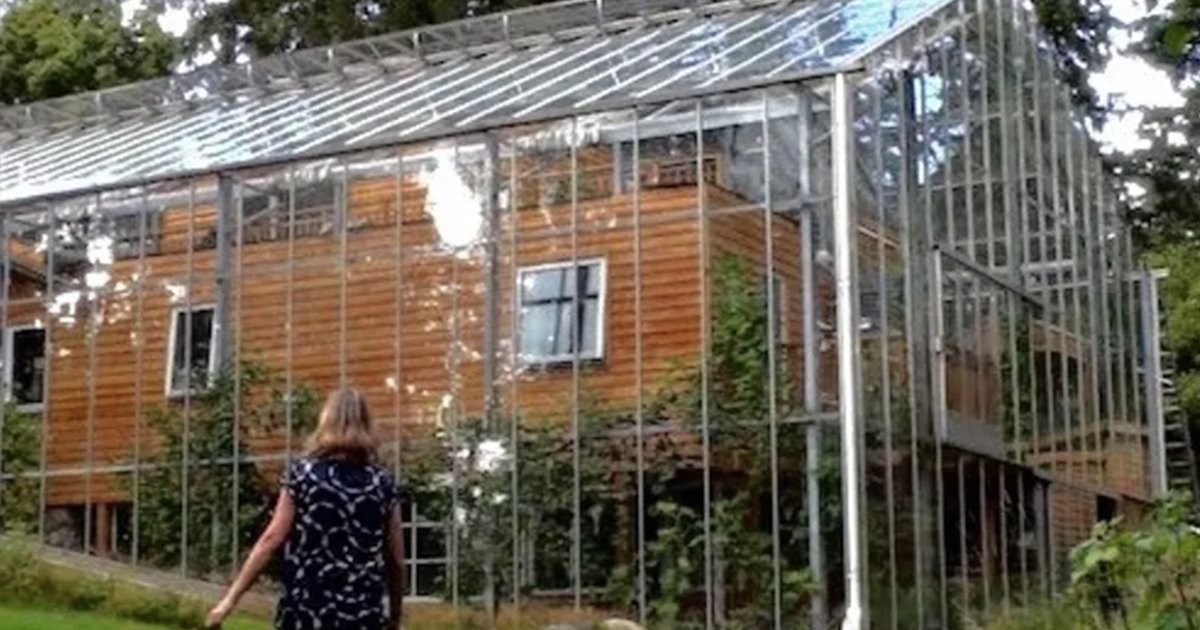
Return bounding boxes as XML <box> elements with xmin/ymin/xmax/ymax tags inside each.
<box><xmin>0</xmin><ymin>0</ymin><xmax>945</xmax><ymax>205</ymax></box>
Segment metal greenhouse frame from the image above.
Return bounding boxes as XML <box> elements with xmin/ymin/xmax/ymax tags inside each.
<box><xmin>0</xmin><ymin>0</ymin><xmax>1174</xmax><ymax>629</ymax></box>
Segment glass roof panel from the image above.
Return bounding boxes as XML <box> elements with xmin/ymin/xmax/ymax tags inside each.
<box><xmin>0</xmin><ymin>0</ymin><xmax>946</xmax><ymax>204</ymax></box>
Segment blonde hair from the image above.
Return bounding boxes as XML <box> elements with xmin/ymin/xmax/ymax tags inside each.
<box><xmin>306</xmin><ymin>388</ymin><xmax>379</xmax><ymax>465</ymax></box>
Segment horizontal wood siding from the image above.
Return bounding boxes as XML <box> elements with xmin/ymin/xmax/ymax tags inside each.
<box><xmin>11</xmin><ymin>176</ymin><xmax>713</xmax><ymax>505</ymax></box>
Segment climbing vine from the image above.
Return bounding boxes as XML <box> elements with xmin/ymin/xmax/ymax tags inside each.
<box><xmin>397</xmin><ymin>254</ymin><xmax>859</xmax><ymax>629</ymax></box>
<box><xmin>0</xmin><ymin>405</ymin><xmax>40</xmax><ymax>533</ymax></box>
<box><xmin>127</xmin><ymin>360</ymin><xmax>321</xmax><ymax>578</ymax></box>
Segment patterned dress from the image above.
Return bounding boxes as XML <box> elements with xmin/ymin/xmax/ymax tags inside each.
<box><xmin>276</xmin><ymin>458</ymin><xmax>400</xmax><ymax>630</ymax></box>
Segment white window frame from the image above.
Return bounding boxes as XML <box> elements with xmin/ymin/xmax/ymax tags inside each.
<box><xmin>516</xmin><ymin>258</ymin><xmax>607</xmax><ymax>365</ymax></box>
<box><xmin>164</xmin><ymin>304</ymin><xmax>218</xmax><ymax>398</ymax></box>
<box><xmin>4</xmin><ymin>324</ymin><xmax>45</xmax><ymax>412</ymax></box>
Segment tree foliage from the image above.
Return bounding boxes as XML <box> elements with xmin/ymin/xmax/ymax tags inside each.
<box><xmin>152</xmin><ymin>0</ymin><xmax>556</xmax><ymax>64</ymax></box>
<box><xmin>0</xmin><ymin>0</ymin><xmax>176</xmax><ymax>105</ymax></box>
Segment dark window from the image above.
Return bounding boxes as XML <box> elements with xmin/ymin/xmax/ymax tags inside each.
<box><xmin>7</xmin><ymin>328</ymin><xmax>45</xmax><ymax>407</ymax></box>
<box><xmin>168</xmin><ymin>307</ymin><xmax>215</xmax><ymax>395</ymax></box>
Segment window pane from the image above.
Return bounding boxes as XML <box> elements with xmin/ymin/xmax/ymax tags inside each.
<box><xmin>11</xmin><ymin>329</ymin><xmax>45</xmax><ymax>405</ymax></box>
<box><xmin>521</xmin><ymin>269</ymin><xmax>566</xmax><ymax>302</ymax></box>
<box><xmin>190</xmin><ymin>309</ymin><xmax>214</xmax><ymax>387</ymax></box>
<box><xmin>171</xmin><ymin>308</ymin><xmax>214</xmax><ymax>392</ymax></box>
<box><xmin>552</xmin><ymin>304</ymin><xmax>575</xmax><ymax>356</ymax></box>
<box><xmin>580</xmin><ymin>299</ymin><xmax>598</xmax><ymax>355</ymax></box>
<box><xmin>581</xmin><ymin>264</ymin><xmax>600</xmax><ymax>296</ymax></box>
<box><xmin>520</xmin><ymin>304</ymin><xmax>560</xmax><ymax>358</ymax></box>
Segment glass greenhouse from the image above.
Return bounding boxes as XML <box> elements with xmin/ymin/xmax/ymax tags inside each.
<box><xmin>0</xmin><ymin>0</ymin><xmax>1177</xmax><ymax>628</ymax></box>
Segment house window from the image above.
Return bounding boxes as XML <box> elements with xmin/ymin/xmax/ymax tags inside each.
<box><xmin>5</xmin><ymin>326</ymin><xmax>45</xmax><ymax>409</ymax></box>
<box><xmin>166</xmin><ymin>306</ymin><xmax>216</xmax><ymax>397</ymax></box>
<box><xmin>518</xmin><ymin>260</ymin><xmax>605</xmax><ymax>363</ymax></box>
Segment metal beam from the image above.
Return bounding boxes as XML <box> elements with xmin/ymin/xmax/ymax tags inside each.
<box><xmin>832</xmin><ymin>70</ymin><xmax>867</xmax><ymax>630</ymax></box>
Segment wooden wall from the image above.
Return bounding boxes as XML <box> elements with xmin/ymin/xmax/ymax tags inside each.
<box><xmin>5</xmin><ymin>171</ymin><xmax>1075</xmax><ymax>508</ymax></box>
<box><xmin>8</xmin><ymin>172</ymin><xmax>833</xmax><ymax>506</ymax></box>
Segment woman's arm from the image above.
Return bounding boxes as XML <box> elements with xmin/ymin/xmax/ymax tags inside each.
<box><xmin>206</xmin><ymin>491</ymin><xmax>295</xmax><ymax>628</ymax></box>
<box><xmin>385</xmin><ymin>505</ymin><xmax>406</xmax><ymax>630</ymax></box>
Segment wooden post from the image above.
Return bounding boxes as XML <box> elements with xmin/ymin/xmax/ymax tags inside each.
<box><xmin>95</xmin><ymin>503</ymin><xmax>111</xmax><ymax>558</ymax></box>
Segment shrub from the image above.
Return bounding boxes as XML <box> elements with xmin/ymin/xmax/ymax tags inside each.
<box><xmin>57</xmin><ymin>573</ymin><xmax>112</xmax><ymax>612</ymax></box>
<box><xmin>0</xmin><ymin>536</ymin><xmax>41</xmax><ymax>604</ymax></box>
<box><xmin>0</xmin><ymin>538</ymin><xmax>213</xmax><ymax>629</ymax></box>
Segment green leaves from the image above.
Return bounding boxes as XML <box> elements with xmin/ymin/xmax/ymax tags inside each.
<box><xmin>127</xmin><ymin>360</ymin><xmax>320</xmax><ymax>578</ymax></box>
<box><xmin>0</xmin><ymin>0</ymin><xmax>176</xmax><ymax>105</ymax></box>
<box><xmin>1063</xmin><ymin>493</ymin><xmax>1200</xmax><ymax>630</ymax></box>
<box><xmin>1164</xmin><ymin>21</ymin><xmax>1196</xmax><ymax>58</ymax></box>
<box><xmin>0</xmin><ymin>406</ymin><xmax>41</xmax><ymax>533</ymax></box>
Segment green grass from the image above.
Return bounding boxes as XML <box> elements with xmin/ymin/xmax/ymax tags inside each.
<box><xmin>0</xmin><ymin>606</ymin><xmax>271</xmax><ymax>630</ymax></box>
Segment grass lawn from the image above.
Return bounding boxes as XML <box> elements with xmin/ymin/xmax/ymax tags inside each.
<box><xmin>0</xmin><ymin>606</ymin><xmax>271</xmax><ymax>630</ymax></box>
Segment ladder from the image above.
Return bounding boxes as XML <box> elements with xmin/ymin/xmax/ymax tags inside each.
<box><xmin>1160</xmin><ymin>350</ymin><xmax>1199</xmax><ymax>499</ymax></box>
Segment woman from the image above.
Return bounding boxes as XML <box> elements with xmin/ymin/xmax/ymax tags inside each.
<box><xmin>206</xmin><ymin>388</ymin><xmax>406</xmax><ymax>630</ymax></box>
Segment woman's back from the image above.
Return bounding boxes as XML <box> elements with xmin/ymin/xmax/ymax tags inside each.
<box><xmin>278</xmin><ymin>457</ymin><xmax>399</xmax><ymax>630</ymax></box>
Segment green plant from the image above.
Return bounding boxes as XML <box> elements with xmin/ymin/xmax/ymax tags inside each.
<box><xmin>396</xmin><ymin>253</ymin><xmax>843</xmax><ymax>630</ymax></box>
<box><xmin>125</xmin><ymin>359</ymin><xmax>320</xmax><ymax>578</ymax></box>
<box><xmin>1065</xmin><ymin>492</ymin><xmax>1200</xmax><ymax>630</ymax></box>
<box><xmin>0</xmin><ymin>536</ymin><xmax>40</xmax><ymax>604</ymax></box>
<box><xmin>0</xmin><ymin>405</ymin><xmax>41</xmax><ymax>533</ymax></box>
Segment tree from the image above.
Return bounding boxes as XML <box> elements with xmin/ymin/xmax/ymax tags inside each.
<box><xmin>0</xmin><ymin>0</ymin><xmax>177</xmax><ymax>105</ymax></box>
<box><xmin>155</xmin><ymin>0</ymin><xmax>556</xmax><ymax>64</ymax></box>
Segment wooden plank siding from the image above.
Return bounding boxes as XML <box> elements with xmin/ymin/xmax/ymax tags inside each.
<box><xmin>6</xmin><ymin>168</ymin><xmax>1023</xmax><ymax>507</ymax></box>
<box><xmin>8</xmin><ymin>170</ymin><xmax>840</xmax><ymax>506</ymax></box>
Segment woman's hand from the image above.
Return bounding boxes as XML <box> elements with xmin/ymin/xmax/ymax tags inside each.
<box><xmin>205</xmin><ymin>597</ymin><xmax>234</xmax><ymax>629</ymax></box>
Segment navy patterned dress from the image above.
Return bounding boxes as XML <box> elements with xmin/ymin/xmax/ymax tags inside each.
<box><xmin>277</xmin><ymin>458</ymin><xmax>400</xmax><ymax>630</ymax></box>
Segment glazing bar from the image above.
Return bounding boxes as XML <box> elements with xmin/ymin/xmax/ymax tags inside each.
<box><xmin>37</xmin><ymin>205</ymin><xmax>54</xmax><ymax>547</ymax></box>
<box><xmin>633</xmin><ymin>112</ymin><xmax>648</xmax><ymax>628</ymax></box>
<box><xmin>286</xmin><ymin>167</ymin><xmax>297</xmax><ymax>466</ymax></box>
<box><xmin>570</xmin><ymin>119</ymin><xmax>583</xmax><ymax>612</ymax></box>
<box><xmin>832</xmin><ymin>71</ymin><xmax>866</xmax><ymax>630</ymax></box>
<box><xmin>84</xmin><ymin>195</ymin><xmax>99</xmax><ymax>557</ymax></box>
<box><xmin>873</xmin><ymin>76</ymin><xmax>899</xmax><ymax>630</ymax></box>
<box><xmin>798</xmin><ymin>88</ymin><xmax>827</xmax><ymax>630</ymax></box>
<box><xmin>761</xmin><ymin>89</ymin><xmax>783</xmax><ymax>630</ymax></box>
<box><xmin>696</xmin><ymin>99</ymin><xmax>715</xmax><ymax>630</ymax></box>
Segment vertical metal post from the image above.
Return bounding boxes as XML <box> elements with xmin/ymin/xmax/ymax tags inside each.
<box><xmin>1081</xmin><ymin>133</ymin><xmax>1103</xmax><ymax>465</ymax></box>
<box><xmin>182</xmin><ymin>184</ymin><xmax>196</xmax><ymax>576</ymax></box>
<box><xmin>569</xmin><ymin>119</ymin><xmax>583</xmax><ymax>614</ymax></box>
<box><xmin>506</xmin><ymin>142</ymin><xmax>521</xmax><ymax>613</ymax></box>
<box><xmin>133</xmin><ymin>194</ymin><xmax>148</xmax><ymax>564</ymax></box>
<box><xmin>84</xmin><ymin>196</ymin><xmax>99</xmax><ymax>557</ymax></box>
<box><xmin>483</xmin><ymin>137</ymin><xmax>501</xmax><ymax>433</ymax></box>
<box><xmin>899</xmin><ymin>65</ymin><xmax>933</xmax><ymax>629</ymax></box>
<box><xmin>394</xmin><ymin>153</ymin><xmax>409</xmax><ymax>594</ymax></box>
<box><xmin>37</xmin><ymin>205</ymin><xmax>54</xmax><ymax>547</ymax></box>
<box><xmin>1140</xmin><ymin>270</ymin><xmax>1168</xmax><ymax>497</ymax></box>
<box><xmin>481</xmin><ymin>135</ymin><xmax>500</xmax><ymax>627</ymax></box>
<box><xmin>797</xmin><ymin>89</ymin><xmax>827</xmax><ymax>630</ymax></box>
<box><xmin>873</xmin><ymin>74</ymin><xmax>899</xmax><ymax>630</ymax></box>
<box><xmin>215</xmin><ymin>177</ymin><xmax>234</xmax><ymax>369</ymax></box>
<box><xmin>696</xmin><ymin>99</ymin><xmax>714</xmax><ymax>630</ymax></box>
<box><xmin>286</xmin><ymin>167</ymin><xmax>297</xmax><ymax>465</ymax></box>
<box><xmin>633</xmin><ymin>113</ymin><xmax>648</xmax><ymax>628</ymax></box>
<box><xmin>761</xmin><ymin>89</ymin><xmax>783</xmax><ymax>630</ymax></box>
<box><xmin>232</xmin><ymin>176</ymin><xmax>247</xmax><ymax>571</ymax></box>
<box><xmin>338</xmin><ymin>166</ymin><xmax>349</xmax><ymax>387</ymax></box>
<box><xmin>833</xmin><ymin>71</ymin><xmax>866</xmax><ymax>630</ymax></box>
